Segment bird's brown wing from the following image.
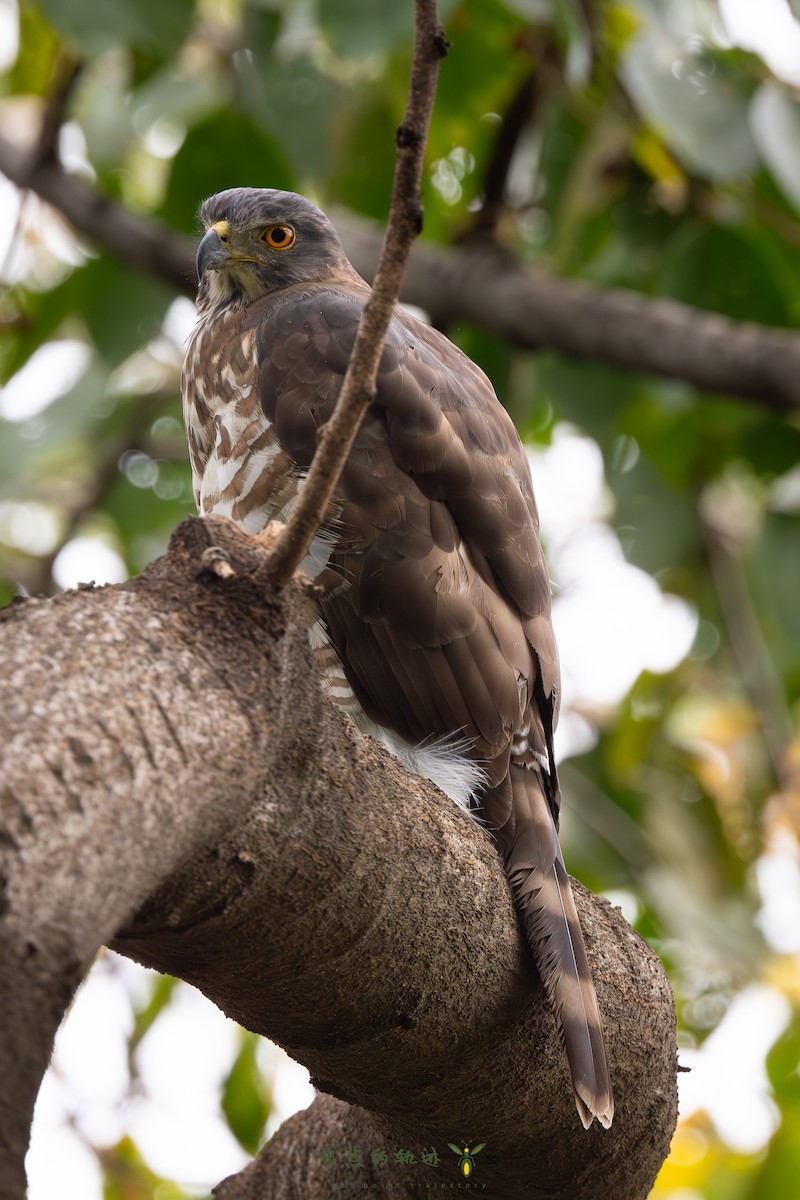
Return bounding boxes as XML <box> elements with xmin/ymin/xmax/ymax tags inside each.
<box><xmin>256</xmin><ymin>282</ymin><xmax>557</xmax><ymax>786</ymax></box>
<box><xmin>255</xmin><ymin>282</ymin><xmax>612</xmax><ymax>1127</ymax></box>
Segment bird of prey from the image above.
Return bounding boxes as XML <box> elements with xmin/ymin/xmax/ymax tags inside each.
<box><xmin>182</xmin><ymin>187</ymin><xmax>613</xmax><ymax>1129</ymax></box>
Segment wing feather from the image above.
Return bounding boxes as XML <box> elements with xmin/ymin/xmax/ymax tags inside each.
<box><xmin>253</xmin><ymin>282</ymin><xmax>556</xmax><ymax>765</ymax></box>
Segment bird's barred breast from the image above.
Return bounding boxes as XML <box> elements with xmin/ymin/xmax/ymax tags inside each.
<box><xmin>183</xmin><ymin>317</ymin><xmax>296</xmax><ymax>529</ymax></box>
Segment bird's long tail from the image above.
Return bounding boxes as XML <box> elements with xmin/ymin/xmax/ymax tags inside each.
<box><xmin>499</xmin><ymin>764</ymin><xmax>614</xmax><ymax>1129</ymax></box>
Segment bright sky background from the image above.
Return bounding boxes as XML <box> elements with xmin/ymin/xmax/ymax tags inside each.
<box><xmin>719</xmin><ymin>0</ymin><xmax>800</xmax><ymax>85</ymax></box>
<box><xmin>3</xmin><ymin>0</ymin><xmax>800</xmax><ymax>1193</ymax></box>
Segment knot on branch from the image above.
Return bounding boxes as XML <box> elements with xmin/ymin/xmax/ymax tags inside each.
<box><xmin>407</xmin><ymin>205</ymin><xmax>424</xmax><ymax>237</ymax></box>
<box><xmin>396</xmin><ymin>122</ymin><xmax>422</xmax><ymax>151</ymax></box>
<box><xmin>433</xmin><ymin>30</ymin><xmax>452</xmax><ymax>57</ymax></box>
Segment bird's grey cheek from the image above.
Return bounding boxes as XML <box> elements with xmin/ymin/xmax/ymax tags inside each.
<box><xmin>196</xmin><ymin>229</ymin><xmax>231</xmax><ymax>278</ymax></box>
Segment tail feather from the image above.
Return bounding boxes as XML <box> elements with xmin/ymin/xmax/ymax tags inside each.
<box><xmin>501</xmin><ymin>766</ymin><xmax>614</xmax><ymax>1129</ymax></box>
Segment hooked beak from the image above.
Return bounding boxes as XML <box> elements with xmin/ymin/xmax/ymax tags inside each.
<box><xmin>196</xmin><ymin>223</ymin><xmax>232</xmax><ymax>278</ymax></box>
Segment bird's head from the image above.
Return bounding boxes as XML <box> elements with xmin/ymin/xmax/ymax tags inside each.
<box><xmin>194</xmin><ymin>187</ymin><xmax>357</xmax><ymax>312</ymax></box>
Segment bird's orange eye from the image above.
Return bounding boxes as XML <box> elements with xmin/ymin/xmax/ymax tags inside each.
<box><xmin>260</xmin><ymin>224</ymin><xmax>296</xmax><ymax>250</ymax></box>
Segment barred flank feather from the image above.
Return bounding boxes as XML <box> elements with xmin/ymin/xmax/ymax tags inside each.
<box><xmin>501</xmin><ymin>765</ymin><xmax>613</xmax><ymax>1129</ymax></box>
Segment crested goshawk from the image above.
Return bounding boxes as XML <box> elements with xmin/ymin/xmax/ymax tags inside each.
<box><xmin>182</xmin><ymin>187</ymin><xmax>613</xmax><ymax>1129</ymax></box>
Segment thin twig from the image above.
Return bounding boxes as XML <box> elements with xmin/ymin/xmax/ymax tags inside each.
<box><xmin>24</xmin><ymin>392</ymin><xmax>170</xmax><ymax>596</ymax></box>
<box><xmin>34</xmin><ymin>49</ymin><xmax>82</xmax><ymax>170</ymax></box>
<box><xmin>263</xmin><ymin>0</ymin><xmax>449</xmax><ymax>587</ymax></box>
<box><xmin>470</xmin><ymin>36</ymin><xmax>559</xmax><ymax>237</ymax></box>
<box><xmin>471</xmin><ymin>69</ymin><xmax>538</xmax><ymax>235</ymax></box>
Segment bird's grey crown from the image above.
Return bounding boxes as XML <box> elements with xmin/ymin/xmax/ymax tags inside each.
<box><xmin>200</xmin><ymin>188</ymin><xmax>343</xmax><ymax>250</ymax></box>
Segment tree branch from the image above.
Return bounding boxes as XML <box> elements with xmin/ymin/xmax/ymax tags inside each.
<box><xmin>33</xmin><ymin>48</ymin><xmax>82</xmax><ymax>171</ymax></box>
<box><xmin>0</xmin><ymin>516</ymin><xmax>677</xmax><ymax>1200</ymax></box>
<box><xmin>471</xmin><ymin>67</ymin><xmax>539</xmax><ymax>235</ymax></box>
<box><xmin>0</xmin><ymin>519</ymin><xmax>289</xmax><ymax>1197</ymax></box>
<box><xmin>263</xmin><ymin>0</ymin><xmax>447</xmax><ymax>586</ymax></box>
<box><xmin>470</xmin><ymin>29</ymin><xmax>561</xmax><ymax>238</ymax></box>
<box><xmin>0</xmin><ymin>134</ymin><xmax>193</xmax><ymax>291</ymax></box>
<box><xmin>3</xmin><ymin>138</ymin><xmax>800</xmax><ymax>412</ymax></box>
<box><xmin>340</xmin><ymin>222</ymin><xmax>800</xmax><ymax>414</ymax></box>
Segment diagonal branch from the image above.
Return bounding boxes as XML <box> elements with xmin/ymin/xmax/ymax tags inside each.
<box><xmin>469</xmin><ymin>30</ymin><xmax>561</xmax><ymax>239</ymax></box>
<box><xmin>262</xmin><ymin>0</ymin><xmax>448</xmax><ymax>586</ymax></box>
<box><xmin>0</xmin><ymin>134</ymin><xmax>193</xmax><ymax>290</ymax></box>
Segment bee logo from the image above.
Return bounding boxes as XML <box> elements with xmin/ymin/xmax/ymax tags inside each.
<box><xmin>447</xmin><ymin>1141</ymin><xmax>485</xmax><ymax>1178</ymax></box>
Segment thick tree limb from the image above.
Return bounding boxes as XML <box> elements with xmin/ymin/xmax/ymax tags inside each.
<box><xmin>0</xmin><ymin>516</ymin><xmax>676</xmax><ymax>1200</ymax></box>
<box><xmin>265</xmin><ymin>0</ymin><xmax>447</xmax><ymax>585</ymax></box>
<box><xmin>341</xmin><ymin>221</ymin><xmax>800</xmax><ymax>415</ymax></box>
<box><xmin>2</xmin><ymin>132</ymin><xmax>800</xmax><ymax>412</ymax></box>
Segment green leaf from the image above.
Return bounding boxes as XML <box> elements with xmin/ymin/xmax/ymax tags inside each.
<box><xmin>35</xmin><ymin>0</ymin><xmax>196</xmax><ymax>59</ymax></box>
<box><xmin>221</xmin><ymin>1034</ymin><xmax>272</xmax><ymax>1154</ymax></box>
<box><xmin>104</xmin><ymin>464</ymin><xmax>194</xmax><ymax>575</ymax></box>
<box><xmin>160</xmin><ymin>110</ymin><xmax>295</xmax><ymax>233</ymax></box>
<box><xmin>658</xmin><ymin>222</ymin><xmax>797</xmax><ymax>326</ymax></box>
<box><xmin>621</xmin><ymin>22</ymin><xmax>758</xmax><ymax>181</ymax></box>
<box><xmin>533</xmin><ymin>353</ymin><xmax>639</xmax><ymax>447</ymax></box>
<box><xmin>327</xmin><ymin>86</ymin><xmax>397</xmax><ymax>220</ymax></box>
<box><xmin>745</xmin><ymin>514</ymin><xmax>800</xmax><ymax>693</ymax></box>
<box><xmin>1</xmin><ymin>275</ymin><xmax>85</xmax><ymax>383</ymax></box>
<box><xmin>9</xmin><ymin>2</ymin><xmax>60</xmax><ymax>95</ymax></box>
<box><xmin>746</xmin><ymin>1014</ymin><xmax>800</xmax><ymax>1195</ymax></box>
<box><xmin>2</xmin><ymin>258</ymin><xmax>175</xmax><ymax>383</ymax></box>
<box><xmin>767</xmin><ymin>1010</ymin><xmax>800</xmax><ymax>1101</ymax></box>
<box><xmin>237</xmin><ymin>55</ymin><xmax>341</xmax><ymax>182</ymax></box>
<box><xmin>98</xmin><ymin>1135</ymin><xmax>192</xmax><ymax>1200</ymax></box>
<box><xmin>0</xmin><ymin>579</ymin><xmax>17</xmax><ymax>608</ymax></box>
<box><xmin>0</xmin><ymin>359</ymin><xmax>112</xmax><ymax>494</ymax></box>
<box><xmin>130</xmin><ymin>975</ymin><xmax>178</xmax><ymax>1053</ymax></box>
<box><xmin>552</xmin><ymin>0</ymin><xmax>592</xmax><ymax>87</ymax></box>
<box><xmin>317</xmin><ymin>0</ymin><xmax>461</xmax><ymax>58</ymax></box>
<box><xmin>317</xmin><ymin>0</ymin><xmax>415</xmax><ymax>57</ymax></box>
<box><xmin>80</xmin><ymin>257</ymin><xmax>175</xmax><ymax>361</ymax></box>
<box><xmin>746</xmin><ymin>417</ymin><xmax>800</xmax><ymax>478</ymax></box>
<box><xmin>751</xmin><ymin>82</ymin><xmax>800</xmax><ymax>214</ymax></box>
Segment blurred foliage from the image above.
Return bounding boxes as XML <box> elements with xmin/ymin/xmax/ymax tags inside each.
<box><xmin>97</xmin><ymin>1136</ymin><xmax>199</xmax><ymax>1200</ymax></box>
<box><xmin>221</xmin><ymin>1032</ymin><xmax>274</xmax><ymax>1155</ymax></box>
<box><xmin>3</xmin><ymin>0</ymin><xmax>800</xmax><ymax>1196</ymax></box>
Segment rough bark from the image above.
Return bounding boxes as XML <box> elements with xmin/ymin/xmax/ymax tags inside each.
<box><xmin>0</xmin><ymin>516</ymin><xmax>676</xmax><ymax>1200</ymax></box>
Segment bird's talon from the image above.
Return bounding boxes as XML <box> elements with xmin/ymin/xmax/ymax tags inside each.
<box><xmin>254</xmin><ymin>521</ymin><xmax>285</xmax><ymax>554</ymax></box>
